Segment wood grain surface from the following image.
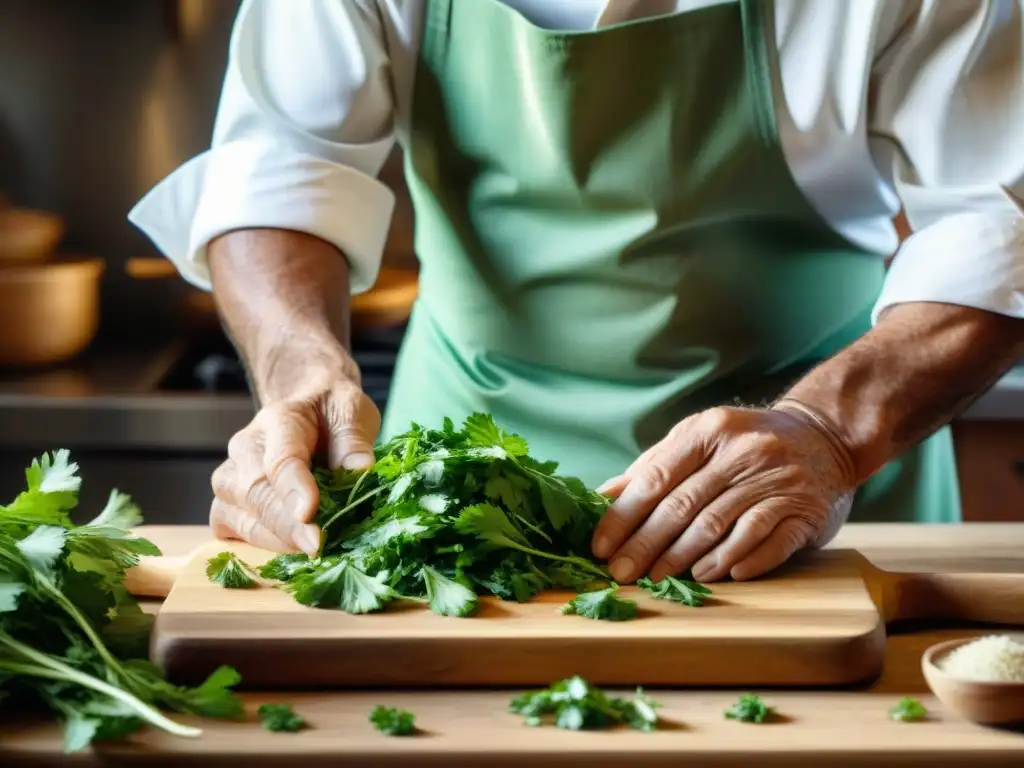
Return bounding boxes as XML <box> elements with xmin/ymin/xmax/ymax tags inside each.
<box><xmin>151</xmin><ymin>542</ymin><xmax>888</xmax><ymax>688</ymax></box>
<box><xmin>3</xmin><ymin>525</ymin><xmax>1023</xmax><ymax>767</ymax></box>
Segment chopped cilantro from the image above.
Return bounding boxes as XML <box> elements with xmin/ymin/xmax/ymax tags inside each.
<box><xmin>560</xmin><ymin>585</ymin><xmax>638</xmax><ymax>621</ymax></box>
<box><xmin>724</xmin><ymin>694</ymin><xmax>776</xmax><ymax>723</ymax></box>
<box><xmin>370</xmin><ymin>705</ymin><xmax>416</xmax><ymax>735</ymax></box>
<box><xmin>258</xmin><ymin>703</ymin><xmax>306</xmax><ymax>732</ymax></box>
<box><xmin>262</xmin><ymin>414</ymin><xmax>614</xmax><ymax>618</ymax></box>
<box><xmin>509</xmin><ymin>676</ymin><xmax>661</xmax><ymax>732</ymax></box>
<box><xmin>206</xmin><ymin>552</ymin><xmax>258</xmax><ymax>589</ymax></box>
<box><xmin>637</xmin><ymin>573</ymin><xmax>711</xmax><ymax>607</ymax></box>
<box><xmin>888</xmin><ymin>697</ymin><xmax>928</xmax><ymax>722</ymax></box>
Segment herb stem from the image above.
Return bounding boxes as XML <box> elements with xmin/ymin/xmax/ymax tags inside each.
<box><xmin>502</xmin><ymin>541</ymin><xmax>609</xmax><ymax>580</ymax></box>
<box><xmin>0</xmin><ymin>637</ymin><xmax>201</xmax><ymax>738</ymax></box>
<box><xmin>319</xmin><ymin>485</ymin><xmax>388</xmax><ymax>535</ymax></box>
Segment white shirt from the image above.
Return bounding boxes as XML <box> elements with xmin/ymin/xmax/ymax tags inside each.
<box><xmin>128</xmin><ymin>0</ymin><xmax>1024</xmax><ymax>324</ymax></box>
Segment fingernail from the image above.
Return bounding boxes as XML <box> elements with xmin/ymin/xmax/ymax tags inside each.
<box><xmin>342</xmin><ymin>452</ymin><xmax>374</xmax><ymax>470</ymax></box>
<box><xmin>690</xmin><ymin>565</ymin><xmax>710</xmax><ymax>582</ymax></box>
<box><xmin>295</xmin><ymin>524</ymin><xmax>321</xmax><ymax>557</ymax></box>
<box><xmin>592</xmin><ymin>534</ymin><xmax>611</xmax><ymax>559</ymax></box>
<box><xmin>609</xmin><ymin>557</ymin><xmax>634</xmax><ymax>583</ymax></box>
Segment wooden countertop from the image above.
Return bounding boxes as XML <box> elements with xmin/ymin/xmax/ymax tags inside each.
<box><xmin>5</xmin><ymin>524</ymin><xmax>1024</xmax><ymax>767</ymax></box>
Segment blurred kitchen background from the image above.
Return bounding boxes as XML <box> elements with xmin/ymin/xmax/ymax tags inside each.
<box><xmin>0</xmin><ymin>0</ymin><xmax>1020</xmax><ymax>525</ymax></box>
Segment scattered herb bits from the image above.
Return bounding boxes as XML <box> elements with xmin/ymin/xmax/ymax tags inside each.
<box><xmin>257</xmin><ymin>703</ymin><xmax>306</xmax><ymax>733</ymax></box>
<box><xmin>560</xmin><ymin>585</ymin><xmax>638</xmax><ymax>621</ymax></box>
<box><xmin>509</xmin><ymin>676</ymin><xmax>661</xmax><ymax>732</ymax></box>
<box><xmin>888</xmin><ymin>697</ymin><xmax>928</xmax><ymax>722</ymax></box>
<box><xmin>261</xmin><ymin>414</ymin><xmax>613</xmax><ymax>617</ymax></box>
<box><xmin>206</xmin><ymin>551</ymin><xmax>259</xmax><ymax>589</ymax></box>
<box><xmin>0</xmin><ymin>450</ymin><xmax>244</xmax><ymax>753</ymax></box>
<box><xmin>370</xmin><ymin>705</ymin><xmax>417</xmax><ymax>736</ymax></box>
<box><xmin>724</xmin><ymin>694</ymin><xmax>776</xmax><ymax>723</ymax></box>
<box><xmin>637</xmin><ymin>573</ymin><xmax>711</xmax><ymax>607</ymax></box>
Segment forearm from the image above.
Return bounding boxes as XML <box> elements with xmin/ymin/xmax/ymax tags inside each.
<box><xmin>208</xmin><ymin>228</ymin><xmax>359</xmax><ymax>403</ymax></box>
<box><xmin>777</xmin><ymin>302</ymin><xmax>1024</xmax><ymax>485</ymax></box>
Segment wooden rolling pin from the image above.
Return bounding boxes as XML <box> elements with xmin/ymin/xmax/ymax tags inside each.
<box><xmin>126</xmin><ymin>549</ymin><xmax>1024</xmax><ymax>626</ymax></box>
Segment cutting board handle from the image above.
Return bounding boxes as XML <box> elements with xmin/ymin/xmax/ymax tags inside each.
<box><xmin>124</xmin><ymin>555</ymin><xmax>189</xmax><ymax>598</ymax></box>
<box><xmin>885</xmin><ymin>571</ymin><xmax>1024</xmax><ymax>626</ymax></box>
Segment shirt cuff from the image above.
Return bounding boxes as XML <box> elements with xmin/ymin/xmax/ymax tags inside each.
<box><xmin>127</xmin><ymin>137</ymin><xmax>395</xmax><ymax>294</ymax></box>
<box><xmin>872</xmin><ymin>211</ymin><xmax>1024</xmax><ymax>323</ymax></box>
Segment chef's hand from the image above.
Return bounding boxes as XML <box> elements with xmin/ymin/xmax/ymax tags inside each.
<box><xmin>591</xmin><ymin>404</ymin><xmax>858</xmax><ymax>584</ymax></box>
<box><xmin>209</xmin><ymin>372</ymin><xmax>380</xmax><ymax>556</ymax></box>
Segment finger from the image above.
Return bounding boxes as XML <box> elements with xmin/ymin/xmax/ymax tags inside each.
<box><xmin>688</xmin><ymin>499</ymin><xmax>791</xmax><ymax>582</ymax></box>
<box><xmin>261</xmin><ymin>409</ymin><xmax>320</xmax><ymax>526</ymax></box>
<box><xmin>324</xmin><ymin>387</ymin><xmax>381</xmax><ymax>470</ymax></box>
<box><xmin>729</xmin><ymin>516</ymin><xmax>815</xmax><ymax>582</ymax></box>
<box><xmin>209</xmin><ymin>497</ymin><xmax>297</xmax><ymax>553</ymax></box>
<box><xmin>595</xmin><ymin>474</ymin><xmax>629</xmax><ymax>498</ymax></box>
<box><xmin>213</xmin><ymin>460</ymin><xmax>321</xmax><ymax>556</ymax></box>
<box><xmin>646</xmin><ymin>482</ymin><xmax>759</xmax><ymax>582</ymax></box>
<box><xmin>591</xmin><ymin>438</ymin><xmax>708</xmax><ymax>560</ymax></box>
<box><xmin>605</xmin><ymin>467</ymin><xmax>730</xmax><ymax>583</ymax></box>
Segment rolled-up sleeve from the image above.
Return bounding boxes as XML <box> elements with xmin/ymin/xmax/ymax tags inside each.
<box><xmin>128</xmin><ymin>0</ymin><xmax>397</xmax><ymax>294</ymax></box>
<box><xmin>869</xmin><ymin>0</ymin><xmax>1024</xmax><ymax>322</ymax></box>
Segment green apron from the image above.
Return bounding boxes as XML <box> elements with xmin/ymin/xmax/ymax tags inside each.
<box><xmin>384</xmin><ymin>0</ymin><xmax>961</xmax><ymax>524</ymax></box>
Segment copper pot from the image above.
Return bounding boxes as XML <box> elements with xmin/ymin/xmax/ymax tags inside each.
<box><xmin>0</xmin><ymin>206</ymin><xmax>65</xmax><ymax>264</ymax></box>
<box><xmin>0</xmin><ymin>257</ymin><xmax>105</xmax><ymax>366</ymax></box>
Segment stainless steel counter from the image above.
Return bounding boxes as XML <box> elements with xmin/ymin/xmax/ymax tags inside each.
<box><xmin>0</xmin><ymin>339</ymin><xmax>252</xmax><ymax>452</ymax></box>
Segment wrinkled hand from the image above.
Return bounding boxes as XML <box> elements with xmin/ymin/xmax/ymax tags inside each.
<box><xmin>591</xmin><ymin>404</ymin><xmax>857</xmax><ymax>584</ymax></box>
<box><xmin>209</xmin><ymin>375</ymin><xmax>380</xmax><ymax>556</ymax></box>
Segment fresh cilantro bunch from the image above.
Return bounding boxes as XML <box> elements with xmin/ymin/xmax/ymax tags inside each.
<box><xmin>509</xmin><ymin>676</ymin><xmax>661</xmax><ymax>732</ymax></box>
<box><xmin>0</xmin><ymin>450</ymin><xmax>244</xmax><ymax>753</ymax></box>
<box><xmin>261</xmin><ymin>414</ymin><xmax>613</xmax><ymax>616</ymax></box>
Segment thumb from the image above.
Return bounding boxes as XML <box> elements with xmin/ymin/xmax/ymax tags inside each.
<box><xmin>324</xmin><ymin>385</ymin><xmax>381</xmax><ymax>471</ymax></box>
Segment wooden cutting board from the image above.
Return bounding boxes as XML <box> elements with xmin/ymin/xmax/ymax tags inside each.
<box><xmin>149</xmin><ymin>541</ymin><xmax>1024</xmax><ymax>690</ymax></box>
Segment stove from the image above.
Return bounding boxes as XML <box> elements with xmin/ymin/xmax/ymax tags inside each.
<box><xmin>157</xmin><ymin>325</ymin><xmax>405</xmax><ymax>412</ymax></box>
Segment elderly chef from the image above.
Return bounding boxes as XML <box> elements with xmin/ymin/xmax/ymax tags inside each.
<box><xmin>130</xmin><ymin>0</ymin><xmax>1024</xmax><ymax>584</ymax></box>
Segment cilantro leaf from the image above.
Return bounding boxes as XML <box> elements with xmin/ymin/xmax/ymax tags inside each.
<box><xmin>453</xmin><ymin>503</ymin><xmax>530</xmax><ymax>548</ymax></box>
<box><xmin>259</xmin><ymin>553</ymin><xmax>314</xmax><ymax>582</ymax></box>
<box><xmin>464</xmin><ymin>414</ymin><xmax>528</xmax><ymax>458</ymax></box>
<box><xmin>206</xmin><ymin>552</ymin><xmax>258</xmax><ymax>589</ymax></box>
<box><xmin>420</xmin><ymin>565</ymin><xmax>478</xmax><ymax>617</ymax></box>
<box><xmin>0</xmin><ymin>575</ymin><xmax>27</xmax><ymax>612</ymax></box>
<box><xmin>369</xmin><ymin>705</ymin><xmax>416</xmax><ymax>736</ymax></box>
<box><xmin>724</xmin><ymin>694</ymin><xmax>776</xmax><ymax>723</ymax></box>
<box><xmin>285</xmin><ymin>558</ymin><xmax>394</xmax><ymax>613</ymax></box>
<box><xmin>86</xmin><ymin>490</ymin><xmax>143</xmax><ymax>530</ymax></box>
<box><xmin>509</xmin><ymin>676</ymin><xmax>661</xmax><ymax>732</ymax></box>
<box><xmin>15</xmin><ymin>525</ymin><xmax>67</xmax><ymax>576</ymax></box>
<box><xmin>888</xmin><ymin>697</ymin><xmax>928</xmax><ymax>722</ymax></box>
<box><xmin>560</xmin><ymin>585</ymin><xmax>638</xmax><ymax>621</ymax></box>
<box><xmin>258</xmin><ymin>703</ymin><xmax>306</xmax><ymax>732</ymax></box>
<box><xmin>637</xmin><ymin>573</ymin><xmax>711</xmax><ymax>607</ymax></box>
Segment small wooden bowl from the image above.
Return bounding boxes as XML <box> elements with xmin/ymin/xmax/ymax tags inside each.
<box><xmin>0</xmin><ymin>256</ymin><xmax>105</xmax><ymax>367</ymax></box>
<box><xmin>922</xmin><ymin>636</ymin><xmax>1024</xmax><ymax>726</ymax></box>
<box><xmin>0</xmin><ymin>207</ymin><xmax>64</xmax><ymax>263</ymax></box>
